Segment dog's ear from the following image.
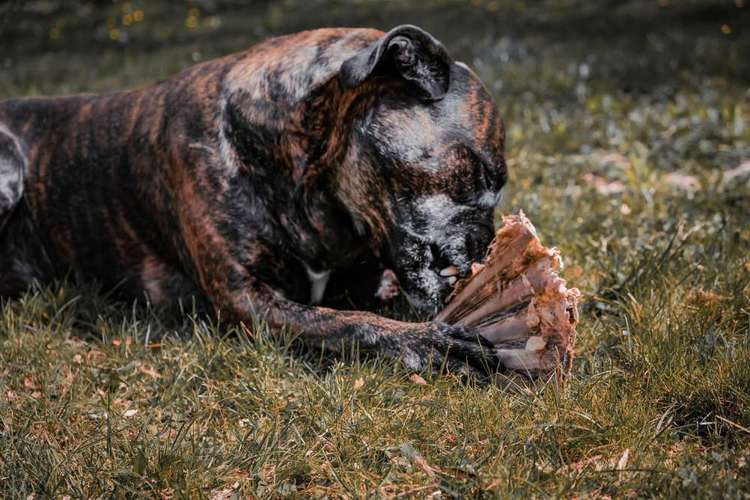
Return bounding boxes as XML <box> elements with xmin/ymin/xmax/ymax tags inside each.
<box><xmin>340</xmin><ymin>25</ymin><xmax>451</xmax><ymax>100</ymax></box>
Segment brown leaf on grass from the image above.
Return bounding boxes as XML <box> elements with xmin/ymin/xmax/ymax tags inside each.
<box><xmin>583</xmin><ymin>172</ymin><xmax>627</xmax><ymax>195</ymax></box>
<box><xmin>722</xmin><ymin>159</ymin><xmax>750</xmax><ymax>187</ymax></box>
<box><xmin>260</xmin><ymin>464</ymin><xmax>276</xmax><ymax>484</ymax></box>
<box><xmin>664</xmin><ymin>171</ymin><xmax>700</xmax><ymax>191</ymax></box>
<box><xmin>86</xmin><ymin>349</ymin><xmax>106</xmax><ymax>364</ymax></box>
<box><xmin>687</xmin><ymin>288</ymin><xmax>725</xmax><ymax>308</ymax></box>
<box><xmin>400</xmin><ymin>443</ymin><xmax>439</xmax><ymax>478</ymax></box>
<box><xmin>564</xmin><ymin>265</ymin><xmax>584</xmax><ymax>280</ymax></box>
<box><xmin>599</xmin><ymin>151</ymin><xmax>630</xmax><ymax>170</ymax></box>
<box><xmin>441</xmin><ymin>432</ymin><xmax>458</xmax><ymax>445</ymax></box>
<box><xmin>139</xmin><ymin>364</ymin><xmax>161</xmax><ymax>379</ymax></box>
<box><xmin>23</xmin><ymin>377</ymin><xmax>36</xmax><ymax>390</ymax></box>
<box><xmin>561</xmin><ymin>454</ymin><xmax>608</xmax><ymax>473</ymax></box>
<box><xmin>409</xmin><ymin>373</ymin><xmax>428</xmax><ymax>386</ymax></box>
<box><xmin>209</xmin><ymin>488</ymin><xmax>235</xmax><ymax>500</ymax></box>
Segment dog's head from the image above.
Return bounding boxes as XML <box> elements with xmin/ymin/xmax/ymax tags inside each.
<box><xmin>335</xmin><ymin>25</ymin><xmax>507</xmax><ymax>314</ymax></box>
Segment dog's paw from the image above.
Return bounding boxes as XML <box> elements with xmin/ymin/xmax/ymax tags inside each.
<box><xmin>375</xmin><ymin>269</ymin><xmax>400</xmax><ymax>301</ymax></box>
<box><xmin>397</xmin><ymin>322</ymin><xmax>499</xmax><ymax>376</ymax></box>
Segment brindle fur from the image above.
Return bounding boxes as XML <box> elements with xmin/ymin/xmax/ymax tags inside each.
<box><xmin>0</xmin><ymin>26</ymin><xmax>507</xmax><ymax>372</ymax></box>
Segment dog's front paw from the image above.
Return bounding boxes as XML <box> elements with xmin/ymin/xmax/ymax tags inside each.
<box><xmin>397</xmin><ymin>322</ymin><xmax>499</xmax><ymax>375</ymax></box>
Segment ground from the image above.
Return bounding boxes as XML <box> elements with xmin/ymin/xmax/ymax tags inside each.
<box><xmin>1</xmin><ymin>0</ymin><xmax>749</xmax><ymax>497</ymax></box>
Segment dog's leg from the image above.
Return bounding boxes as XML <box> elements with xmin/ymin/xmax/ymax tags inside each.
<box><xmin>180</xmin><ymin>239</ymin><xmax>500</xmax><ymax>372</ymax></box>
<box><xmin>0</xmin><ymin>124</ymin><xmax>24</xmax><ymax>234</ymax></box>
<box><xmin>229</xmin><ymin>283</ymin><xmax>500</xmax><ymax>373</ymax></box>
<box><xmin>0</xmin><ymin>125</ymin><xmax>40</xmax><ymax>297</ymax></box>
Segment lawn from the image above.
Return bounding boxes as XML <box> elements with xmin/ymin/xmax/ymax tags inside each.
<box><xmin>1</xmin><ymin>1</ymin><xmax>749</xmax><ymax>497</ymax></box>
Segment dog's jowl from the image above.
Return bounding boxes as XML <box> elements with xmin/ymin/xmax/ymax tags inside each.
<box><xmin>0</xmin><ymin>25</ymin><xmax>507</xmax><ymax>372</ymax></box>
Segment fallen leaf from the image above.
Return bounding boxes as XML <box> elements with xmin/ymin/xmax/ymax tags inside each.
<box><xmin>722</xmin><ymin>160</ymin><xmax>750</xmax><ymax>186</ymax></box>
<box><xmin>583</xmin><ymin>173</ymin><xmax>627</xmax><ymax>195</ymax></box>
<box><xmin>139</xmin><ymin>365</ymin><xmax>161</xmax><ymax>379</ymax></box>
<box><xmin>664</xmin><ymin>171</ymin><xmax>700</xmax><ymax>191</ymax></box>
<box><xmin>400</xmin><ymin>443</ymin><xmax>438</xmax><ymax>477</ymax></box>
<box><xmin>123</xmin><ymin>409</ymin><xmax>138</xmax><ymax>418</ymax></box>
<box><xmin>409</xmin><ymin>373</ymin><xmax>428</xmax><ymax>386</ymax></box>
<box><xmin>353</xmin><ymin>377</ymin><xmax>365</xmax><ymax>390</ymax></box>
<box><xmin>564</xmin><ymin>265</ymin><xmax>584</xmax><ymax>280</ymax></box>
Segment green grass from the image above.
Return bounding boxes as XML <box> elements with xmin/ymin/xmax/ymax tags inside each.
<box><xmin>1</xmin><ymin>1</ymin><xmax>749</xmax><ymax>497</ymax></box>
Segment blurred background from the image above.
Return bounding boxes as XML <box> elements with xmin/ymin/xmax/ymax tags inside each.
<box><xmin>1</xmin><ymin>0</ymin><xmax>748</xmax><ymax>167</ymax></box>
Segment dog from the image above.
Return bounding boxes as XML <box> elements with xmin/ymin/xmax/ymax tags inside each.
<box><xmin>0</xmin><ymin>25</ymin><xmax>507</xmax><ymax>372</ymax></box>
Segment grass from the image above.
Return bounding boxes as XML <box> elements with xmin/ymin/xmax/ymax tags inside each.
<box><xmin>1</xmin><ymin>0</ymin><xmax>749</xmax><ymax>497</ymax></box>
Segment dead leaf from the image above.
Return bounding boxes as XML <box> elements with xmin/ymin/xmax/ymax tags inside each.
<box><xmin>564</xmin><ymin>265</ymin><xmax>584</xmax><ymax>280</ymax></box>
<box><xmin>86</xmin><ymin>349</ymin><xmax>106</xmax><ymax>364</ymax></box>
<box><xmin>583</xmin><ymin>172</ymin><xmax>627</xmax><ymax>195</ymax></box>
<box><xmin>353</xmin><ymin>377</ymin><xmax>364</xmax><ymax>390</ymax></box>
<box><xmin>400</xmin><ymin>443</ymin><xmax>438</xmax><ymax>478</ymax></box>
<box><xmin>139</xmin><ymin>364</ymin><xmax>161</xmax><ymax>379</ymax></box>
<box><xmin>208</xmin><ymin>488</ymin><xmax>234</xmax><ymax>500</ymax></box>
<box><xmin>409</xmin><ymin>373</ymin><xmax>428</xmax><ymax>386</ymax></box>
<box><xmin>664</xmin><ymin>171</ymin><xmax>700</xmax><ymax>191</ymax></box>
<box><xmin>23</xmin><ymin>377</ymin><xmax>36</xmax><ymax>390</ymax></box>
<box><xmin>722</xmin><ymin>159</ymin><xmax>750</xmax><ymax>187</ymax></box>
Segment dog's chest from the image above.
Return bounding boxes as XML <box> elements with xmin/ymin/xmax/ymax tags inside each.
<box><xmin>305</xmin><ymin>266</ymin><xmax>331</xmax><ymax>305</ymax></box>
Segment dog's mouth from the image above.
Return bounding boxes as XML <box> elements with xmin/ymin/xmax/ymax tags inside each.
<box><xmin>388</xmin><ymin>238</ymin><xmax>473</xmax><ymax>315</ymax></box>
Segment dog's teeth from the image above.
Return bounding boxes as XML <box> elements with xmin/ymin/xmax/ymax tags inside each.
<box><xmin>447</xmin><ymin>276</ymin><xmax>457</xmax><ymax>286</ymax></box>
<box><xmin>439</xmin><ymin>265</ymin><xmax>459</xmax><ymax>277</ymax></box>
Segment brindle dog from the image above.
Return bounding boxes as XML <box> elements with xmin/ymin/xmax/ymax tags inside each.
<box><xmin>0</xmin><ymin>25</ymin><xmax>507</xmax><ymax>372</ymax></box>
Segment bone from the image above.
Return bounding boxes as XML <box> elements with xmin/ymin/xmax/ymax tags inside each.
<box><xmin>435</xmin><ymin>212</ymin><xmax>581</xmax><ymax>379</ymax></box>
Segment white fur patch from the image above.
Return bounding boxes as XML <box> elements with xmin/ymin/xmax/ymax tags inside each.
<box><xmin>477</xmin><ymin>190</ymin><xmax>502</xmax><ymax>208</ymax></box>
<box><xmin>306</xmin><ymin>266</ymin><xmax>331</xmax><ymax>305</ymax></box>
<box><xmin>0</xmin><ymin>157</ymin><xmax>21</xmax><ymax>203</ymax></box>
<box><xmin>413</xmin><ymin>194</ymin><xmax>470</xmax><ymax>255</ymax></box>
<box><xmin>0</xmin><ymin>125</ymin><xmax>24</xmax><ymax>208</ymax></box>
<box><xmin>217</xmin><ymin>98</ymin><xmax>242</xmax><ymax>175</ymax></box>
